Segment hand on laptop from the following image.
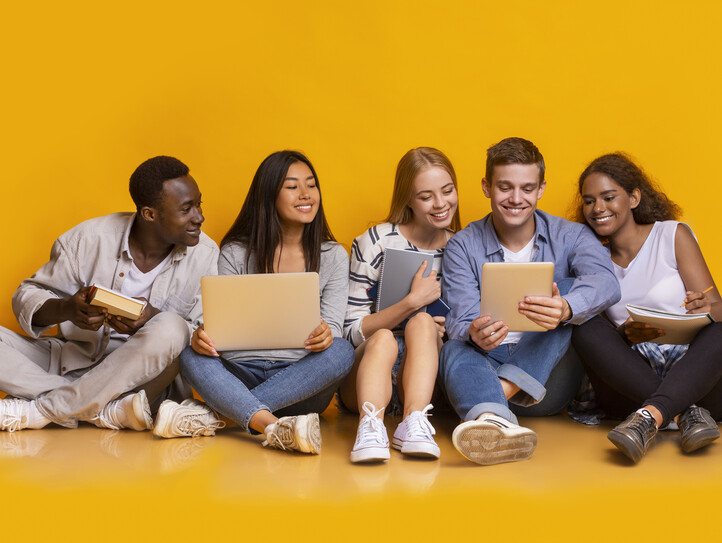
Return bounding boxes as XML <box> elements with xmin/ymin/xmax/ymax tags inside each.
<box><xmin>106</xmin><ymin>298</ymin><xmax>160</xmax><ymax>335</ymax></box>
<box><xmin>469</xmin><ymin>315</ymin><xmax>508</xmax><ymax>351</ymax></box>
<box><xmin>305</xmin><ymin>319</ymin><xmax>332</xmax><ymax>352</ymax></box>
<box><xmin>517</xmin><ymin>282</ymin><xmax>571</xmax><ymax>330</ymax></box>
<box><xmin>191</xmin><ymin>325</ymin><xmax>219</xmax><ymax>357</ymax></box>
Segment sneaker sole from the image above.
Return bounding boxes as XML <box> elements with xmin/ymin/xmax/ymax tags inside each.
<box><xmin>391</xmin><ymin>437</ymin><xmax>440</xmax><ymax>459</ymax></box>
<box><xmin>350</xmin><ymin>446</ymin><xmax>390</xmax><ymax>463</ymax></box>
<box><xmin>607</xmin><ymin>429</ymin><xmax>644</xmax><ymax>463</ymax></box>
<box><xmin>682</xmin><ymin>427</ymin><xmax>721</xmax><ymax>453</ymax></box>
<box><xmin>297</xmin><ymin>413</ymin><xmax>322</xmax><ymax>454</ymax></box>
<box><xmin>132</xmin><ymin>390</ymin><xmax>154</xmax><ymax>431</ymax></box>
<box><xmin>452</xmin><ymin>422</ymin><xmax>537</xmax><ymax>465</ymax></box>
<box><xmin>152</xmin><ymin>400</ymin><xmax>181</xmax><ymax>439</ymax></box>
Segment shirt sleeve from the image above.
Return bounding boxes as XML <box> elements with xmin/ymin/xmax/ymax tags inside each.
<box><xmin>441</xmin><ymin>232</ymin><xmax>480</xmax><ymax>342</ymax></box>
<box><xmin>562</xmin><ymin>225</ymin><xmax>621</xmax><ymax>325</ymax></box>
<box><xmin>218</xmin><ymin>243</ymin><xmax>246</xmax><ymax>276</ymax></box>
<box><xmin>343</xmin><ymin>234</ymin><xmax>383</xmax><ymax>347</ymax></box>
<box><xmin>184</xmin><ymin>245</ymin><xmax>219</xmax><ymax>331</ymax></box>
<box><xmin>12</xmin><ymin>235</ymin><xmax>81</xmax><ymax>338</ymax></box>
<box><xmin>320</xmin><ymin>244</ymin><xmax>349</xmax><ymax>338</ymax></box>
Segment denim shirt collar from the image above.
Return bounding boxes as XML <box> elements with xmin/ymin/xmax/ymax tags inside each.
<box><xmin>118</xmin><ymin>212</ymin><xmax>188</xmax><ymax>263</ymax></box>
<box><xmin>478</xmin><ymin>210</ymin><xmax>549</xmax><ymax>258</ymax></box>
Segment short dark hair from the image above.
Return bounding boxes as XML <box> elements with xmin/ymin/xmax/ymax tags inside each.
<box><xmin>577</xmin><ymin>153</ymin><xmax>681</xmax><ymax>224</ymax></box>
<box><xmin>129</xmin><ymin>156</ymin><xmax>190</xmax><ymax>210</ymax></box>
<box><xmin>485</xmin><ymin>137</ymin><xmax>545</xmax><ymax>184</ymax></box>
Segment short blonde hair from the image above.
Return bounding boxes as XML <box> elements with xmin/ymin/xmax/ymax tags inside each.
<box><xmin>384</xmin><ymin>147</ymin><xmax>461</xmax><ymax>231</ymax></box>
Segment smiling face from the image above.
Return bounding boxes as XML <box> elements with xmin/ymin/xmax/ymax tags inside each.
<box><xmin>581</xmin><ymin>172</ymin><xmax>640</xmax><ymax>238</ymax></box>
<box><xmin>482</xmin><ymin>163</ymin><xmax>545</xmax><ymax>232</ymax></box>
<box><xmin>154</xmin><ymin>175</ymin><xmax>204</xmax><ymax>247</ymax></box>
<box><xmin>275</xmin><ymin>161</ymin><xmax>320</xmax><ymax>228</ymax></box>
<box><xmin>407</xmin><ymin>166</ymin><xmax>459</xmax><ymax>231</ymax></box>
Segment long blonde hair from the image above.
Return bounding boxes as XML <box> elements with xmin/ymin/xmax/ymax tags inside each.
<box><xmin>384</xmin><ymin>147</ymin><xmax>461</xmax><ymax>231</ymax></box>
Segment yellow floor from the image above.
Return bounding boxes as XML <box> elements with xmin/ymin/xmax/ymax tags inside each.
<box><xmin>2</xmin><ymin>408</ymin><xmax>721</xmax><ymax>542</ymax></box>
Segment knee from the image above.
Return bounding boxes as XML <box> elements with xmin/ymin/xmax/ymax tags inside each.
<box><xmin>140</xmin><ymin>312</ymin><xmax>191</xmax><ymax>356</ymax></box>
<box><xmin>365</xmin><ymin>329</ymin><xmax>397</xmax><ymax>355</ymax></box>
<box><xmin>328</xmin><ymin>337</ymin><xmax>355</xmax><ymax>372</ymax></box>
<box><xmin>405</xmin><ymin>311</ymin><xmax>436</xmax><ymax>336</ymax></box>
<box><xmin>439</xmin><ymin>339</ymin><xmax>468</xmax><ymax>375</ymax></box>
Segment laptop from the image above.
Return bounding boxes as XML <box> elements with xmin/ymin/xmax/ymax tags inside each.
<box><xmin>201</xmin><ymin>272</ymin><xmax>321</xmax><ymax>351</ymax></box>
<box><xmin>480</xmin><ymin>262</ymin><xmax>554</xmax><ymax>332</ymax></box>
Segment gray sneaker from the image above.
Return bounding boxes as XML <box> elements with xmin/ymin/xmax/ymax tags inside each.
<box><xmin>678</xmin><ymin>405</ymin><xmax>720</xmax><ymax>453</ymax></box>
<box><xmin>607</xmin><ymin>410</ymin><xmax>657</xmax><ymax>463</ymax></box>
<box><xmin>263</xmin><ymin>413</ymin><xmax>321</xmax><ymax>454</ymax></box>
<box><xmin>153</xmin><ymin>399</ymin><xmax>225</xmax><ymax>438</ymax></box>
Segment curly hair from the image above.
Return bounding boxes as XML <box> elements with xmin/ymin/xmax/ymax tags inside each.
<box><xmin>576</xmin><ymin>153</ymin><xmax>681</xmax><ymax>224</ymax></box>
<box><xmin>129</xmin><ymin>156</ymin><xmax>190</xmax><ymax>210</ymax></box>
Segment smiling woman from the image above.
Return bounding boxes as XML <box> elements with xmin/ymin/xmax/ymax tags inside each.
<box><xmin>339</xmin><ymin>147</ymin><xmax>460</xmax><ymax>464</ymax></box>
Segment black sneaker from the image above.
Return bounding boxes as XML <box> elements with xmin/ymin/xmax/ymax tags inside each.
<box><xmin>678</xmin><ymin>405</ymin><xmax>720</xmax><ymax>453</ymax></box>
<box><xmin>607</xmin><ymin>410</ymin><xmax>657</xmax><ymax>463</ymax></box>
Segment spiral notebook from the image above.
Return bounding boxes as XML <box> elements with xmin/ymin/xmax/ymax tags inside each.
<box><xmin>373</xmin><ymin>248</ymin><xmax>449</xmax><ymax>317</ymax></box>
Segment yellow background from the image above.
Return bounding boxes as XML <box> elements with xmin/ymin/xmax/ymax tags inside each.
<box><xmin>1</xmin><ymin>1</ymin><xmax>721</xmax><ymax>541</ymax></box>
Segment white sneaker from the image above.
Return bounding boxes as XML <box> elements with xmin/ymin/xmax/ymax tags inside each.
<box><xmin>0</xmin><ymin>398</ymin><xmax>50</xmax><ymax>432</ymax></box>
<box><xmin>452</xmin><ymin>413</ymin><xmax>537</xmax><ymax>465</ymax></box>
<box><xmin>263</xmin><ymin>413</ymin><xmax>321</xmax><ymax>454</ymax></box>
<box><xmin>350</xmin><ymin>402</ymin><xmax>390</xmax><ymax>463</ymax></box>
<box><xmin>392</xmin><ymin>404</ymin><xmax>440</xmax><ymax>459</ymax></box>
<box><xmin>152</xmin><ymin>399</ymin><xmax>225</xmax><ymax>438</ymax></box>
<box><xmin>89</xmin><ymin>390</ymin><xmax>153</xmax><ymax>431</ymax></box>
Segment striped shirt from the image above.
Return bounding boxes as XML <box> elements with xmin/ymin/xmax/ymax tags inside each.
<box><xmin>344</xmin><ymin>222</ymin><xmax>449</xmax><ymax>347</ymax></box>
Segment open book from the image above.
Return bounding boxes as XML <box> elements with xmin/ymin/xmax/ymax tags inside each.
<box><xmin>625</xmin><ymin>304</ymin><xmax>713</xmax><ymax>345</ymax></box>
<box><xmin>87</xmin><ymin>284</ymin><xmax>146</xmax><ymax>320</ymax></box>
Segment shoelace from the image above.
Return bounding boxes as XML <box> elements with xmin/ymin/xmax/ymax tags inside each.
<box><xmin>356</xmin><ymin>402</ymin><xmax>386</xmax><ymax>446</ymax></box>
<box><xmin>179</xmin><ymin>414</ymin><xmax>225</xmax><ymax>437</ymax></box>
<box><xmin>405</xmin><ymin>404</ymin><xmax>435</xmax><ymax>439</ymax></box>
<box><xmin>1</xmin><ymin>399</ymin><xmax>28</xmax><ymax>433</ymax></box>
<box><xmin>263</xmin><ymin>419</ymin><xmax>295</xmax><ymax>450</ymax></box>
<box><xmin>682</xmin><ymin>406</ymin><xmax>706</xmax><ymax>427</ymax></box>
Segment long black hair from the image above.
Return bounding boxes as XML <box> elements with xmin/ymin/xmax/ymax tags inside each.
<box><xmin>221</xmin><ymin>150</ymin><xmax>336</xmax><ymax>273</ymax></box>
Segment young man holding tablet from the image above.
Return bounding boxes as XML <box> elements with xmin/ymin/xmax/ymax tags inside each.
<box><xmin>0</xmin><ymin>156</ymin><xmax>218</xmax><ymax>433</ymax></box>
<box><xmin>440</xmin><ymin>137</ymin><xmax>620</xmax><ymax>465</ymax></box>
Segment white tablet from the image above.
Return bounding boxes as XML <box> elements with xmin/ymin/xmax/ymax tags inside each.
<box><xmin>480</xmin><ymin>262</ymin><xmax>555</xmax><ymax>332</ymax></box>
<box><xmin>201</xmin><ymin>272</ymin><xmax>320</xmax><ymax>351</ymax></box>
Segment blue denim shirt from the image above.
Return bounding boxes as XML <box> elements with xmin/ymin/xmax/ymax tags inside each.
<box><xmin>442</xmin><ymin>210</ymin><xmax>620</xmax><ymax>342</ymax></box>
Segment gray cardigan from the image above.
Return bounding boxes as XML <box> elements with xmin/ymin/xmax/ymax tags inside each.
<box><xmin>218</xmin><ymin>241</ymin><xmax>349</xmax><ymax>363</ymax></box>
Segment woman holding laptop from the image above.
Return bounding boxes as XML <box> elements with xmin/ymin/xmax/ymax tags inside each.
<box><xmin>155</xmin><ymin>150</ymin><xmax>354</xmax><ymax>453</ymax></box>
<box><xmin>572</xmin><ymin>153</ymin><xmax>722</xmax><ymax>463</ymax></box>
<box><xmin>340</xmin><ymin>147</ymin><xmax>460</xmax><ymax>463</ymax></box>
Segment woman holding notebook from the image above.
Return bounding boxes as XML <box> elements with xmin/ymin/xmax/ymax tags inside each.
<box><xmin>158</xmin><ymin>150</ymin><xmax>354</xmax><ymax>453</ymax></box>
<box><xmin>572</xmin><ymin>153</ymin><xmax>722</xmax><ymax>463</ymax></box>
<box><xmin>340</xmin><ymin>147</ymin><xmax>460</xmax><ymax>463</ymax></box>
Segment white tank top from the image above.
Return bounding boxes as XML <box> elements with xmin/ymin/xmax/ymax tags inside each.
<box><xmin>605</xmin><ymin>221</ymin><xmax>688</xmax><ymax>326</ymax></box>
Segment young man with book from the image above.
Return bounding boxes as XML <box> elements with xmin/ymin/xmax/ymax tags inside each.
<box><xmin>0</xmin><ymin>156</ymin><xmax>218</xmax><ymax>432</ymax></box>
<box><xmin>440</xmin><ymin>137</ymin><xmax>620</xmax><ymax>465</ymax></box>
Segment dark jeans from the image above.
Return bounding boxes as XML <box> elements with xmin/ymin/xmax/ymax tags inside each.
<box><xmin>572</xmin><ymin>315</ymin><xmax>722</xmax><ymax>427</ymax></box>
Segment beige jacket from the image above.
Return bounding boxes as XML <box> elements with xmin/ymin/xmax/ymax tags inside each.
<box><xmin>12</xmin><ymin>212</ymin><xmax>218</xmax><ymax>374</ymax></box>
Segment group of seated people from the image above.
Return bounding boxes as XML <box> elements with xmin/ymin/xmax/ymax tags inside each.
<box><xmin>0</xmin><ymin>137</ymin><xmax>720</xmax><ymax>466</ymax></box>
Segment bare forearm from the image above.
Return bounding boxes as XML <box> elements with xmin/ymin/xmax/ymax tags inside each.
<box><xmin>31</xmin><ymin>298</ymin><xmax>70</xmax><ymax>327</ymax></box>
<box><xmin>360</xmin><ymin>297</ymin><xmax>421</xmax><ymax>339</ymax></box>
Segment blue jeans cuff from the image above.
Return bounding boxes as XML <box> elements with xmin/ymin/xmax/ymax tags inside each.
<box><xmin>496</xmin><ymin>363</ymin><xmax>546</xmax><ymax>407</ymax></box>
<box><xmin>465</xmin><ymin>402</ymin><xmax>518</xmax><ymax>425</ymax></box>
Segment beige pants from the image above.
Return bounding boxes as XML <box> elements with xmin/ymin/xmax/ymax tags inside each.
<box><xmin>0</xmin><ymin>312</ymin><xmax>190</xmax><ymax>427</ymax></box>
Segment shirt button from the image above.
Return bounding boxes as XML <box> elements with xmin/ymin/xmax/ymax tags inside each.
<box><xmin>61</xmin><ymin>366</ymin><xmax>66</xmax><ymax>372</ymax></box>
<box><xmin>119</xmin><ymin>272</ymin><xmax>125</xmax><ymax>277</ymax></box>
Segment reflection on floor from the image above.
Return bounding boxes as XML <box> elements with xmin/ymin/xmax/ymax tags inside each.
<box><xmin>2</xmin><ymin>407</ymin><xmax>721</xmax><ymax>542</ymax></box>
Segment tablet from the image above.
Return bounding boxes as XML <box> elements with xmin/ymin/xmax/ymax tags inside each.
<box><xmin>201</xmin><ymin>272</ymin><xmax>320</xmax><ymax>351</ymax></box>
<box><xmin>480</xmin><ymin>262</ymin><xmax>554</xmax><ymax>332</ymax></box>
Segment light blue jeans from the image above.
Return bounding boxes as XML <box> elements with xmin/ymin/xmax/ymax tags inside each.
<box><xmin>439</xmin><ymin>325</ymin><xmax>573</xmax><ymax>424</ymax></box>
<box><xmin>180</xmin><ymin>338</ymin><xmax>354</xmax><ymax>433</ymax></box>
